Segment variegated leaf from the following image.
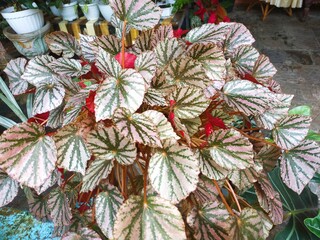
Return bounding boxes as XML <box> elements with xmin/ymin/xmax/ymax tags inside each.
<box><xmin>113</xmin><ymin>108</ymin><xmax>162</xmax><ymax>147</ymax></box>
<box><xmin>96</xmin><ymin>48</ymin><xmax>121</xmax><ymax>78</ymax></box>
<box><xmin>222</xmin><ymin>80</ymin><xmax>275</xmax><ymax>116</ymax></box>
<box><xmin>173</xmin><ymin>116</ymin><xmax>191</xmax><ymax>145</ymax></box>
<box><xmin>280</xmin><ymin>139</ymin><xmax>320</xmax><ymax>194</ymax></box>
<box><xmin>80</xmin><ymin>34</ymin><xmax>98</xmax><ymax>62</ymax></box>
<box><xmin>114</xmin><ymin>195</ymin><xmax>186</xmax><ymax>240</ymax></box>
<box><xmin>144</xmin><ymin>88</ymin><xmax>167</xmax><ymax>106</ymax></box>
<box><xmin>49</xmin><ymin>58</ymin><xmax>90</xmax><ymax>77</ymax></box>
<box><xmin>255</xmin><ymin>94</ymin><xmax>293</xmax><ymax>130</ymax></box>
<box><xmin>149</xmin><ymin>139</ymin><xmax>199</xmax><ymax>203</ymax></box>
<box><xmin>229</xmin><ymin>208</ymin><xmax>269</xmax><ymax>240</ymax></box>
<box><xmin>187</xmin><ymin>201</ymin><xmax>232</xmax><ymax>240</ymax></box>
<box><xmin>0</xmin><ymin>170</ymin><xmax>19</xmax><ymax>207</ymax></box>
<box><xmin>95</xmin><ymin>184</ymin><xmax>124</xmax><ymax>239</ymax></box>
<box><xmin>28</xmin><ymin>193</ymin><xmax>50</xmax><ymax>221</ymax></box>
<box><xmin>165</xmin><ymin>57</ymin><xmax>208</xmax><ymax>89</ymax></box>
<box><xmin>47</xmin><ymin>104</ymin><xmax>65</xmax><ymax>129</ymax></box>
<box><xmin>181</xmin><ymin>117</ymin><xmax>201</xmax><ymax>136</ymax></box>
<box><xmin>252</xmin><ymin>54</ymin><xmax>277</xmax><ymax>85</ymax></box>
<box><xmin>231</xmin><ymin>45</ymin><xmax>259</xmax><ymax>76</ymax></box>
<box><xmin>34</xmin><ymin>169</ymin><xmax>58</xmax><ymax>195</ymax></box>
<box><xmin>0</xmin><ymin>122</ymin><xmax>57</xmax><ymax>188</ymax></box>
<box><xmin>171</xmin><ymin>87</ymin><xmax>210</xmax><ymax>119</ymax></box>
<box><xmin>63</xmin><ymin>106</ymin><xmax>82</xmax><ymax>127</ymax></box>
<box><xmin>151</xmin><ymin>25</ymin><xmax>174</xmax><ymax>47</ymax></box>
<box><xmin>211</xmin><ymin>109</ymin><xmax>234</xmax><ymax>125</ymax></box>
<box><xmin>33</xmin><ymin>80</ymin><xmax>65</xmax><ymax>115</ymax></box>
<box><xmin>66</xmin><ymin>84</ymin><xmax>99</xmax><ymax>109</ymax></box>
<box><xmin>208</xmin><ymin>129</ymin><xmax>254</xmax><ymax>170</ymax></box>
<box><xmin>3</xmin><ymin>58</ymin><xmax>28</xmax><ymax>95</ymax></box>
<box><xmin>256</xmin><ymin>145</ymin><xmax>281</xmax><ymax>172</ymax></box>
<box><xmin>132</xmin><ymin>29</ymin><xmax>154</xmax><ymax>54</ymax></box>
<box><xmin>21</xmin><ymin>55</ymin><xmax>56</xmax><ymax>86</ymax></box>
<box><xmin>87</xmin><ymin>126</ymin><xmax>136</xmax><ymax>165</ymax></box>
<box><xmin>254</xmin><ymin>171</ymin><xmax>283</xmax><ymax>225</ymax></box>
<box><xmin>45</xmin><ymin>31</ymin><xmax>81</xmax><ymax>58</ymax></box>
<box><xmin>143</xmin><ymin>110</ymin><xmax>179</xmax><ymax>143</ymax></box>
<box><xmin>155</xmin><ymin>38</ymin><xmax>185</xmax><ymax>68</ymax></box>
<box><xmin>196</xmin><ymin>149</ymin><xmax>228</xmax><ymax>180</ymax></box>
<box><xmin>96</xmin><ymin>35</ymin><xmax>121</xmax><ymax>56</ymax></box>
<box><xmin>110</xmin><ymin>15</ymin><xmax>131</xmax><ymax>39</ymax></box>
<box><xmin>110</xmin><ymin>0</ymin><xmax>161</xmax><ymax>31</ymax></box>
<box><xmin>223</xmin><ymin>23</ymin><xmax>255</xmax><ymax>57</ymax></box>
<box><xmin>193</xmin><ymin>175</ymin><xmax>219</xmax><ymax>204</ymax></box>
<box><xmin>95</xmin><ymin>69</ymin><xmax>145</xmax><ymax>121</ymax></box>
<box><xmin>185</xmin><ymin>23</ymin><xmax>230</xmax><ymax>44</ymax></box>
<box><xmin>62</xmin><ymin>228</ymin><xmax>101</xmax><ymax>240</ymax></box>
<box><xmin>268</xmin><ymin>79</ymin><xmax>282</xmax><ymax>93</ymax></box>
<box><xmin>54</xmin><ymin>125</ymin><xmax>91</xmax><ymax>175</ymax></box>
<box><xmin>135</xmin><ymin>51</ymin><xmax>156</xmax><ymax>87</ymax></box>
<box><xmin>48</xmin><ymin>188</ymin><xmax>72</xmax><ymax>226</ymax></box>
<box><xmin>186</xmin><ymin>43</ymin><xmax>226</xmax><ymax>83</ymax></box>
<box><xmin>273</xmin><ymin>115</ymin><xmax>311</xmax><ymax>150</ymax></box>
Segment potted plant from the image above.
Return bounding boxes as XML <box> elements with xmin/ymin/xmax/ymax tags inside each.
<box><xmin>0</xmin><ymin>0</ymin><xmax>48</xmax><ymax>34</ymax></box>
<box><xmin>49</xmin><ymin>0</ymin><xmax>79</xmax><ymax>21</ymax></box>
<box><xmin>1</xmin><ymin>0</ymin><xmax>320</xmax><ymax>239</ymax></box>
<box><xmin>79</xmin><ymin>0</ymin><xmax>100</xmax><ymax>21</ymax></box>
<box><xmin>98</xmin><ymin>0</ymin><xmax>113</xmax><ymax>21</ymax></box>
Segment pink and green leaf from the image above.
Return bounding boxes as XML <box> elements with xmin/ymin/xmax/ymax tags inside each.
<box><xmin>48</xmin><ymin>187</ymin><xmax>72</xmax><ymax>226</ymax></box>
<box><xmin>0</xmin><ymin>170</ymin><xmax>19</xmax><ymax>207</ymax></box>
<box><xmin>3</xmin><ymin>58</ymin><xmax>28</xmax><ymax>95</ymax></box>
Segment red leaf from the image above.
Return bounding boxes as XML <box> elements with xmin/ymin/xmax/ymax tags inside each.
<box><xmin>80</xmin><ymin>61</ymin><xmax>89</xmax><ymax>66</ymax></box>
<box><xmin>27</xmin><ymin>112</ymin><xmax>49</xmax><ymax>124</ymax></box>
<box><xmin>205</xmin><ymin>122</ymin><xmax>213</xmax><ymax>136</ymax></box>
<box><xmin>208</xmin><ymin>12</ymin><xmax>217</xmax><ymax>24</ymax></box>
<box><xmin>115</xmin><ymin>52</ymin><xmax>137</xmax><ymax>69</ymax></box>
<box><xmin>211</xmin><ymin>0</ymin><xmax>219</xmax><ymax>4</ymax></box>
<box><xmin>178</xmin><ymin>130</ymin><xmax>185</xmax><ymax>138</ymax></box>
<box><xmin>243</xmin><ymin>73</ymin><xmax>260</xmax><ymax>85</ymax></box>
<box><xmin>91</xmin><ymin>63</ymin><xmax>100</xmax><ymax>75</ymax></box>
<box><xmin>78</xmin><ymin>81</ymin><xmax>87</xmax><ymax>89</ymax></box>
<box><xmin>173</xmin><ymin>28</ymin><xmax>189</xmax><ymax>38</ymax></box>
<box><xmin>223</xmin><ymin>16</ymin><xmax>231</xmax><ymax>22</ymax></box>
<box><xmin>86</xmin><ymin>91</ymin><xmax>96</xmax><ymax>113</ymax></box>
<box><xmin>206</xmin><ymin>111</ymin><xmax>227</xmax><ymax>129</ymax></box>
<box><xmin>195</xmin><ymin>7</ymin><xmax>206</xmax><ymax>21</ymax></box>
<box><xmin>78</xmin><ymin>204</ymin><xmax>90</xmax><ymax>213</ymax></box>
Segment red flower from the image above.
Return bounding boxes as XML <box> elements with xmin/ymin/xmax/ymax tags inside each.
<box><xmin>206</xmin><ymin>111</ymin><xmax>227</xmax><ymax>129</ymax></box>
<box><xmin>27</xmin><ymin>112</ymin><xmax>49</xmax><ymax>124</ymax></box>
<box><xmin>204</xmin><ymin>122</ymin><xmax>213</xmax><ymax>136</ymax></box>
<box><xmin>91</xmin><ymin>62</ymin><xmax>100</xmax><ymax>75</ymax></box>
<box><xmin>78</xmin><ymin>81</ymin><xmax>87</xmax><ymax>89</ymax></box>
<box><xmin>211</xmin><ymin>0</ymin><xmax>219</xmax><ymax>4</ymax></box>
<box><xmin>208</xmin><ymin>12</ymin><xmax>217</xmax><ymax>23</ymax></box>
<box><xmin>86</xmin><ymin>91</ymin><xmax>96</xmax><ymax>113</ymax></box>
<box><xmin>195</xmin><ymin>7</ymin><xmax>206</xmax><ymax>21</ymax></box>
<box><xmin>222</xmin><ymin>16</ymin><xmax>231</xmax><ymax>22</ymax></box>
<box><xmin>173</xmin><ymin>28</ymin><xmax>189</xmax><ymax>38</ymax></box>
<box><xmin>178</xmin><ymin>130</ymin><xmax>185</xmax><ymax>138</ymax></box>
<box><xmin>169</xmin><ymin>100</ymin><xmax>176</xmax><ymax>107</ymax></box>
<box><xmin>115</xmin><ymin>52</ymin><xmax>137</xmax><ymax>69</ymax></box>
<box><xmin>168</xmin><ymin>112</ymin><xmax>175</xmax><ymax>122</ymax></box>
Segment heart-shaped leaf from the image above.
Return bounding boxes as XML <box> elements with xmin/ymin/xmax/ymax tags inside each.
<box><xmin>171</xmin><ymin>86</ymin><xmax>210</xmax><ymax>119</ymax></box>
<box><xmin>80</xmin><ymin>34</ymin><xmax>98</xmax><ymax>62</ymax></box>
<box><xmin>4</xmin><ymin>58</ymin><xmax>28</xmax><ymax>95</ymax></box>
<box><xmin>96</xmin><ymin>34</ymin><xmax>121</xmax><ymax>56</ymax></box>
<box><xmin>255</xmin><ymin>145</ymin><xmax>281</xmax><ymax>172</ymax></box>
<box><xmin>0</xmin><ymin>122</ymin><xmax>57</xmax><ymax>188</ymax></box>
<box><xmin>34</xmin><ymin>169</ymin><xmax>59</xmax><ymax>195</ymax></box>
<box><xmin>155</xmin><ymin>38</ymin><xmax>185</xmax><ymax>68</ymax></box>
<box><xmin>45</xmin><ymin>31</ymin><xmax>81</xmax><ymax>58</ymax></box>
<box><xmin>192</xmin><ymin>175</ymin><xmax>219</xmax><ymax>204</ymax></box>
<box><xmin>27</xmin><ymin>192</ymin><xmax>50</xmax><ymax>221</ymax></box>
<box><xmin>187</xmin><ymin>201</ymin><xmax>232</xmax><ymax>240</ymax></box>
<box><xmin>149</xmin><ymin>140</ymin><xmax>199</xmax><ymax>203</ymax></box>
<box><xmin>222</xmin><ymin>80</ymin><xmax>276</xmax><ymax>116</ymax></box>
<box><xmin>95</xmin><ymin>184</ymin><xmax>124</xmax><ymax>239</ymax></box>
<box><xmin>135</xmin><ymin>51</ymin><xmax>156</xmax><ymax>87</ymax></box>
<box><xmin>49</xmin><ymin>58</ymin><xmax>90</xmax><ymax>77</ymax></box>
<box><xmin>304</xmin><ymin>212</ymin><xmax>320</xmax><ymax>238</ymax></box>
<box><xmin>289</xmin><ymin>105</ymin><xmax>311</xmax><ymax>116</ymax></box>
<box><xmin>273</xmin><ymin>115</ymin><xmax>311</xmax><ymax>150</ymax></box>
<box><xmin>95</xmin><ymin>69</ymin><xmax>145</xmax><ymax>121</ymax></box>
<box><xmin>231</xmin><ymin>45</ymin><xmax>259</xmax><ymax>76</ymax></box>
<box><xmin>96</xmin><ymin>49</ymin><xmax>122</xmax><ymax>78</ymax></box>
<box><xmin>113</xmin><ymin>108</ymin><xmax>162</xmax><ymax>147</ymax></box>
<box><xmin>252</xmin><ymin>55</ymin><xmax>277</xmax><ymax>85</ymax></box>
<box><xmin>280</xmin><ymin>139</ymin><xmax>320</xmax><ymax>194</ymax></box>
<box><xmin>208</xmin><ymin>129</ymin><xmax>254</xmax><ymax>170</ymax></box>
<box><xmin>151</xmin><ymin>25</ymin><xmax>174</xmax><ymax>47</ymax></box>
<box><xmin>144</xmin><ymin>88</ymin><xmax>167</xmax><ymax>106</ymax></box>
<box><xmin>87</xmin><ymin>126</ymin><xmax>136</xmax><ymax>165</ymax></box>
<box><xmin>181</xmin><ymin>117</ymin><xmax>201</xmax><ymax>136</ymax></box>
<box><xmin>132</xmin><ymin>29</ymin><xmax>154</xmax><ymax>54</ymax></box>
<box><xmin>110</xmin><ymin>0</ymin><xmax>161</xmax><ymax>31</ymax></box>
<box><xmin>54</xmin><ymin>125</ymin><xmax>91</xmax><ymax>175</ymax></box>
<box><xmin>0</xmin><ymin>171</ymin><xmax>19</xmax><ymax>207</ymax></box>
<box><xmin>48</xmin><ymin>187</ymin><xmax>72</xmax><ymax>226</ymax></box>
<box><xmin>113</xmin><ymin>195</ymin><xmax>186</xmax><ymax>240</ymax></box>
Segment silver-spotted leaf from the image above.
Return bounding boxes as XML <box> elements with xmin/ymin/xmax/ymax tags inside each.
<box><xmin>252</xmin><ymin>54</ymin><xmax>277</xmax><ymax>85</ymax></box>
<box><xmin>187</xmin><ymin>201</ymin><xmax>232</xmax><ymax>240</ymax></box>
<box><xmin>196</xmin><ymin>149</ymin><xmax>228</xmax><ymax>180</ymax></box>
<box><xmin>48</xmin><ymin>188</ymin><xmax>72</xmax><ymax>226</ymax></box>
<box><xmin>45</xmin><ymin>31</ymin><xmax>81</xmax><ymax>58</ymax></box>
<box><xmin>110</xmin><ymin>0</ymin><xmax>161</xmax><ymax>31</ymax></box>
<box><xmin>232</xmin><ymin>45</ymin><xmax>259</xmax><ymax>76</ymax></box>
<box><xmin>135</xmin><ymin>51</ymin><xmax>156</xmax><ymax>87</ymax></box>
<box><xmin>208</xmin><ymin>129</ymin><xmax>254</xmax><ymax>170</ymax></box>
<box><xmin>80</xmin><ymin>34</ymin><xmax>98</xmax><ymax>62</ymax></box>
<box><xmin>0</xmin><ymin>122</ymin><xmax>57</xmax><ymax>188</ymax></box>
<box><xmin>49</xmin><ymin>58</ymin><xmax>90</xmax><ymax>77</ymax></box>
<box><xmin>0</xmin><ymin>171</ymin><xmax>19</xmax><ymax>207</ymax></box>
<box><xmin>273</xmin><ymin>115</ymin><xmax>311</xmax><ymax>150</ymax></box>
<box><xmin>155</xmin><ymin>38</ymin><xmax>185</xmax><ymax>68</ymax></box>
<box><xmin>87</xmin><ymin>126</ymin><xmax>136</xmax><ymax>165</ymax></box>
<box><xmin>95</xmin><ymin>48</ymin><xmax>122</xmax><ymax>78</ymax></box>
<box><xmin>149</xmin><ymin>140</ymin><xmax>199</xmax><ymax>203</ymax></box>
<box><xmin>280</xmin><ymin>139</ymin><xmax>320</xmax><ymax>194</ymax></box>
<box><xmin>113</xmin><ymin>195</ymin><xmax>186</xmax><ymax>240</ymax></box>
<box><xmin>96</xmin><ymin>34</ymin><xmax>121</xmax><ymax>56</ymax></box>
<box><xmin>171</xmin><ymin>87</ymin><xmax>210</xmax><ymax>119</ymax></box>
<box><xmin>95</xmin><ymin>69</ymin><xmax>145</xmax><ymax>121</ymax></box>
<box><xmin>4</xmin><ymin>58</ymin><xmax>28</xmax><ymax>95</ymax></box>
<box><xmin>95</xmin><ymin>184</ymin><xmax>124</xmax><ymax>239</ymax></box>
<box><xmin>54</xmin><ymin>125</ymin><xmax>91</xmax><ymax>175</ymax></box>
<box><xmin>113</xmin><ymin>108</ymin><xmax>162</xmax><ymax>147</ymax></box>
<box><xmin>222</xmin><ymin>80</ymin><xmax>275</xmax><ymax>116</ymax></box>
<box><xmin>185</xmin><ymin>23</ymin><xmax>230</xmax><ymax>44</ymax></box>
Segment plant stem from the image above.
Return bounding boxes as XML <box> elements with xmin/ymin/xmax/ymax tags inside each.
<box><xmin>143</xmin><ymin>158</ymin><xmax>150</xmax><ymax>205</ymax></box>
<box><xmin>213</xmin><ymin>180</ymin><xmax>235</xmax><ymax>216</ymax></box>
<box><xmin>121</xmin><ymin>21</ymin><xmax>127</xmax><ymax>68</ymax></box>
<box><xmin>62</xmin><ymin>173</ymin><xmax>76</xmax><ymax>189</ymax></box>
<box><xmin>122</xmin><ymin>166</ymin><xmax>127</xmax><ymax>200</ymax></box>
<box><xmin>237</xmin><ymin>129</ymin><xmax>279</xmax><ymax>148</ymax></box>
<box><xmin>225</xmin><ymin>180</ymin><xmax>242</xmax><ymax>212</ymax></box>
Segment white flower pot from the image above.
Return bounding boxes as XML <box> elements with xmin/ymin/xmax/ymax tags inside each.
<box><xmin>0</xmin><ymin>7</ymin><xmax>44</xmax><ymax>34</ymax></box>
<box><xmin>79</xmin><ymin>1</ymin><xmax>100</xmax><ymax>21</ymax></box>
<box><xmin>157</xmin><ymin>4</ymin><xmax>173</xmax><ymax>19</ymax></box>
<box><xmin>166</xmin><ymin>0</ymin><xmax>175</xmax><ymax>4</ymax></box>
<box><xmin>50</xmin><ymin>5</ymin><xmax>61</xmax><ymax>17</ymax></box>
<box><xmin>98</xmin><ymin>3</ymin><xmax>113</xmax><ymax>22</ymax></box>
<box><xmin>61</xmin><ymin>1</ymin><xmax>79</xmax><ymax>21</ymax></box>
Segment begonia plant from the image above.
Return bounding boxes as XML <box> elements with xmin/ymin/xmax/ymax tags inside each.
<box><xmin>1</xmin><ymin>0</ymin><xmax>320</xmax><ymax>239</ymax></box>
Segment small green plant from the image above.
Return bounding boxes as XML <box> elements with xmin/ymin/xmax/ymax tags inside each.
<box><xmin>47</xmin><ymin>0</ymin><xmax>71</xmax><ymax>8</ymax></box>
<box><xmin>2</xmin><ymin>0</ymin><xmax>50</xmax><ymax>12</ymax></box>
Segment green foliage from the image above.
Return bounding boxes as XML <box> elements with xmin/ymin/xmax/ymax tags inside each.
<box><xmin>289</xmin><ymin>105</ymin><xmax>311</xmax><ymax>116</ymax></box>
